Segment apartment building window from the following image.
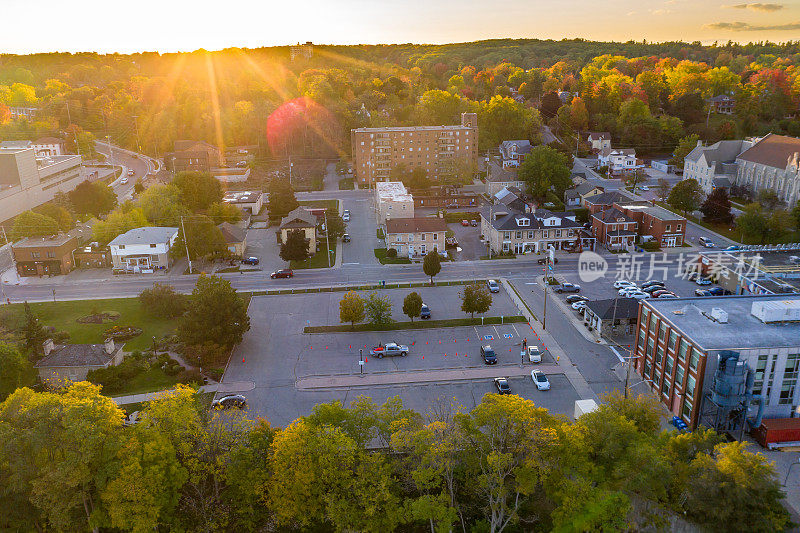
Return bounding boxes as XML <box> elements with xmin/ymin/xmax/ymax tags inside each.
<box><xmin>646</xmin><ymin>337</ymin><xmax>654</xmax><ymax>360</ymax></box>
<box><xmin>31</xmin><ymin>252</ymin><xmax>41</xmax><ymax>258</ymax></box>
<box><xmin>689</xmin><ymin>347</ymin><xmax>701</xmax><ymax>371</ymax></box>
<box><xmin>661</xmin><ymin>377</ymin><xmax>670</xmax><ymax>396</ymax></box>
<box><xmin>677</xmin><ymin>224</ymin><xmax>682</xmax><ymax>231</ymax></box>
<box><xmin>515</xmin><ymin>231</ymin><xmax>522</xmax><ymax>239</ymax></box>
<box><xmin>421</xmin><ymin>233</ymin><xmax>427</xmax><ymax>241</ymax></box>
<box><xmin>542</xmin><ymin>230</ymin><xmax>548</xmax><ymax>238</ymax></box>
<box><xmin>527</xmin><ymin>231</ymin><xmax>535</xmax><ymax>239</ymax></box>
<box><xmin>681</xmin><ymin>397</ymin><xmax>693</xmax><ymax>421</ymax></box>
<box><xmin>666</xmin><ymin>224</ymin><xmax>671</xmax><ymax>232</ymax></box>
<box><xmin>644</xmin><ymin>360</ymin><xmax>651</xmax><ymax>378</ymax></box>
<box><xmin>46</xmin><ymin>251</ymin><xmax>55</xmax><ymax>258</ymax></box>
<box><xmin>685</xmin><ymin>374</ymin><xmax>696</xmax><ymax>399</ymax></box>
<box><xmin>503</xmin><ymin>232</ymin><xmax>511</xmax><ymax>239</ymax></box>
<box><xmin>665</xmin><ymin>355</ymin><xmax>674</xmax><ymax>376</ymax></box>
<box><xmin>433</xmin><ymin>233</ymin><xmax>438</xmax><ymax>240</ymax></box>
<box><xmin>658</xmin><ymin>323</ymin><xmax>667</xmax><ymax>343</ymax></box>
<box><xmin>753</xmin><ymin>354</ymin><xmax>769</xmax><ymax>396</ymax></box>
<box><xmin>678</xmin><ymin>339</ymin><xmax>689</xmax><ymax>363</ymax></box>
<box><xmin>669</xmin><ymin>331</ymin><xmax>677</xmax><ymax>350</ymax></box>
<box><xmin>779</xmin><ymin>354</ymin><xmax>799</xmax><ymax>404</ymax></box>
<box><xmin>675</xmin><ymin>364</ymin><xmax>685</xmax><ymax>389</ymax></box>
<box><xmin>150</xmin><ymin>244</ymin><xmax>157</xmax><ymax>248</ymax></box>
<box><xmin>655</xmin><ymin>344</ymin><xmax>664</xmax><ymax>366</ymax></box>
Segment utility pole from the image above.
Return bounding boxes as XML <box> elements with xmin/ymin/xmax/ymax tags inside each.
<box><xmin>180</xmin><ymin>216</ymin><xmax>193</xmax><ymax>274</ymax></box>
<box><xmin>543</xmin><ymin>246</ymin><xmax>555</xmax><ymax>330</ymax></box>
<box><xmin>323</xmin><ymin>210</ymin><xmax>331</xmax><ymax>268</ymax></box>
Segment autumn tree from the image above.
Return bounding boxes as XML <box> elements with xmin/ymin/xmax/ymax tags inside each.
<box><xmin>0</xmin><ymin>343</ymin><xmax>32</xmax><ymax>401</ymax></box>
<box><xmin>460</xmin><ymin>283</ymin><xmax>492</xmax><ymax>318</ymax></box>
<box><xmin>518</xmin><ymin>145</ymin><xmax>571</xmax><ymax>199</ymax></box>
<box><xmin>139</xmin><ymin>283</ymin><xmax>187</xmax><ymax>319</ymax></box>
<box><xmin>669</xmin><ymin>134</ymin><xmax>701</xmax><ymax>167</ymax></box>
<box><xmin>700</xmin><ymin>187</ymin><xmax>733</xmax><ymax>224</ymax></box>
<box><xmin>92</xmin><ymin>206</ymin><xmax>148</xmax><ymax>244</ymax></box>
<box><xmin>365</xmin><ymin>292</ymin><xmax>393</xmax><ymax>326</ymax></box>
<box><xmin>403</xmin><ymin>291</ymin><xmax>423</xmax><ymax>322</ymax></box>
<box><xmin>172</xmin><ymin>171</ymin><xmax>223</xmax><ymax>212</ymax></box>
<box><xmin>10</xmin><ymin>210</ymin><xmax>59</xmax><ymax>241</ymax></box>
<box><xmin>68</xmin><ymin>180</ymin><xmax>117</xmax><ymax>217</ymax></box>
<box><xmin>339</xmin><ymin>291</ymin><xmax>365</xmax><ymax>328</ymax></box>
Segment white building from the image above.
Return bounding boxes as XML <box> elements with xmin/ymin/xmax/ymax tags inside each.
<box><xmin>108</xmin><ymin>227</ymin><xmax>178</xmax><ymax>273</ymax></box>
<box><xmin>32</xmin><ymin>137</ymin><xmax>66</xmax><ymax>157</ymax></box>
<box><xmin>598</xmin><ymin>147</ymin><xmax>642</xmax><ymax>175</ymax></box>
<box><xmin>683</xmin><ymin>139</ymin><xmax>752</xmax><ymax>194</ymax></box>
<box><xmin>587</xmin><ymin>132</ymin><xmax>612</xmax><ymax>152</ymax></box>
<box><xmin>222</xmin><ymin>190</ymin><xmax>264</xmax><ymax>215</ymax></box>
<box><xmin>375</xmin><ymin>181</ymin><xmax>414</xmax><ymax>225</ymax></box>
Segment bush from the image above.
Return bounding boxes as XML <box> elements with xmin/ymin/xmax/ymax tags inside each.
<box><xmin>573</xmin><ymin>208</ymin><xmax>589</xmax><ymax>223</ymax></box>
<box><xmin>177</xmin><ymin>368</ymin><xmax>204</xmax><ymax>385</ymax></box>
<box><xmin>139</xmin><ymin>283</ymin><xmax>187</xmax><ymax>319</ymax></box>
<box><xmin>386</xmin><ymin>247</ymin><xmax>398</xmax><ymax>258</ymax></box>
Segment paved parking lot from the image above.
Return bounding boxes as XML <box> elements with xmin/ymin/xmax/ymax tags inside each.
<box><xmin>222</xmin><ymin>284</ymin><xmax>578</xmax><ymax>426</ymax></box>
<box><xmin>341</xmin><ymin>196</ymin><xmax>379</xmax><ymax>265</ymax></box>
<box><xmin>448</xmin><ymin>221</ymin><xmax>484</xmax><ymax>260</ymax></box>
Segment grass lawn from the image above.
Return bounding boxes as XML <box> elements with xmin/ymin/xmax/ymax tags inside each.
<box><xmin>480</xmin><ymin>254</ymin><xmax>516</xmax><ymax>260</ymax></box>
<box><xmin>299</xmin><ymin>199</ymin><xmax>339</xmax><ymax>212</ymax></box>
<box><xmin>7</xmin><ymin>298</ymin><xmax>179</xmax><ymax>352</ymax></box>
<box><xmin>106</xmin><ymin>367</ymin><xmax>182</xmax><ymax>397</ymax></box>
<box><xmin>291</xmin><ymin>248</ymin><xmax>336</xmax><ymax>269</ymax></box>
<box><xmin>374</xmin><ymin>248</ymin><xmax>411</xmax><ymax>264</ymax></box>
<box><xmin>305</xmin><ymin>315</ymin><xmax>527</xmax><ymax>333</ymax></box>
<box><xmin>338</xmin><ymin>177</ymin><xmax>354</xmax><ymax>190</ymax></box>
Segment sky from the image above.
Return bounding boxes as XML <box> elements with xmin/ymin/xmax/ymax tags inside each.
<box><xmin>1</xmin><ymin>0</ymin><xmax>799</xmax><ymax>54</ymax></box>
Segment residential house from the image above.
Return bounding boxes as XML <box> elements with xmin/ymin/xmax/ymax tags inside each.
<box><xmin>494</xmin><ymin>186</ymin><xmax>532</xmax><ymax>213</ymax></box>
<box><xmin>375</xmin><ymin>181</ymin><xmax>414</xmax><ymax>224</ymax></box>
<box><xmin>279</xmin><ymin>207</ymin><xmax>318</xmax><ymax>255</ymax></box>
<box><xmin>587</xmin><ymin>132</ymin><xmax>612</xmax><ymax>152</ymax></box>
<box><xmin>499</xmin><ymin>140</ymin><xmax>531</xmax><ymax>168</ymax></box>
<box><xmin>683</xmin><ymin>139</ymin><xmax>752</xmax><ymax>195</ymax></box>
<box><xmin>592</xmin><ymin>207</ymin><xmax>638</xmax><ymax>251</ymax></box>
<box><xmin>35</xmin><ymin>338</ymin><xmax>124</xmax><ymax>385</ymax></box>
<box><xmin>598</xmin><ymin>147</ymin><xmax>643</xmax><ymax>175</ymax></box>
<box><xmin>385</xmin><ymin>217</ymin><xmax>447</xmax><ymax>258</ymax></box>
<box><xmin>735</xmin><ymin>133</ymin><xmax>800</xmax><ymax>208</ymax></box>
<box><xmin>582</xmin><ymin>190</ymin><xmax>635</xmax><ymax>215</ymax></box>
<box><xmin>481</xmin><ymin>205</ymin><xmax>590</xmax><ymax>255</ymax></box>
<box><xmin>165</xmin><ymin>140</ymin><xmax>222</xmax><ymax>173</ymax></box>
<box><xmin>614</xmin><ymin>201</ymin><xmax>687</xmax><ymax>247</ymax></box>
<box><xmin>32</xmin><ymin>137</ymin><xmax>66</xmax><ymax>157</ymax></box>
<box><xmin>583</xmin><ymin>298</ymin><xmax>641</xmax><ymax>338</ymax></box>
<box><xmin>108</xmin><ymin>226</ymin><xmax>179</xmax><ymax>273</ymax></box>
<box><xmin>9</xmin><ymin>107</ymin><xmax>37</xmax><ymax>121</ymax></box>
<box><xmin>485</xmin><ymin>162</ymin><xmax>525</xmax><ymax>197</ymax></box>
<box><xmin>12</xmin><ymin>234</ymin><xmax>78</xmax><ymax>277</ymax></box>
<box><xmin>73</xmin><ymin>244</ymin><xmax>111</xmax><ymax>269</ymax></box>
<box><xmin>222</xmin><ymin>190</ymin><xmax>264</xmax><ymax>216</ymax></box>
<box><xmin>564</xmin><ymin>183</ymin><xmax>604</xmax><ymax>207</ymax></box>
<box><xmin>707</xmin><ymin>94</ymin><xmax>735</xmax><ymax>115</ymax></box>
<box><xmin>218</xmin><ymin>222</ymin><xmax>246</xmax><ymax>257</ymax></box>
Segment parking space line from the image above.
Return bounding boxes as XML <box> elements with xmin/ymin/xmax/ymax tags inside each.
<box><xmin>511</xmin><ymin>324</ymin><xmax>519</xmax><ymax>336</ymax></box>
<box><xmin>492</xmin><ymin>325</ymin><xmax>499</xmax><ymax>338</ymax></box>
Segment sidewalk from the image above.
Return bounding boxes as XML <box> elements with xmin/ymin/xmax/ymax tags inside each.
<box><xmin>110</xmin><ymin>380</ymin><xmax>254</xmax><ymax>405</ymax></box>
<box><xmin>297</xmin><ymin>364</ymin><xmax>561</xmax><ymax>390</ymax></box>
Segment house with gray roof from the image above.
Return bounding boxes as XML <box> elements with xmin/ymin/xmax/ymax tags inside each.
<box><xmin>499</xmin><ymin>140</ymin><xmax>532</xmax><ymax>168</ymax></box>
<box><xmin>109</xmin><ymin>226</ymin><xmax>179</xmax><ymax>273</ymax></box>
<box><xmin>218</xmin><ymin>222</ymin><xmax>247</xmax><ymax>257</ymax></box>
<box><xmin>583</xmin><ymin>297</ymin><xmax>641</xmax><ymax>338</ymax></box>
<box><xmin>564</xmin><ymin>182</ymin><xmax>604</xmax><ymax>207</ymax></box>
<box><xmin>279</xmin><ymin>207</ymin><xmax>318</xmax><ymax>255</ymax></box>
<box><xmin>485</xmin><ymin>161</ymin><xmax>525</xmax><ymax>196</ymax></box>
<box><xmin>480</xmin><ymin>203</ymin><xmax>591</xmax><ymax>256</ymax></box>
<box><xmin>735</xmin><ymin>133</ymin><xmax>800</xmax><ymax>208</ymax></box>
<box><xmin>683</xmin><ymin>139</ymin><xmax>752</xmax><ymax>194</ymax></box>
<box><xmin>35</xmin><ymin>338</ymin><xmax>124</xmax><ymax>385</ymax></box>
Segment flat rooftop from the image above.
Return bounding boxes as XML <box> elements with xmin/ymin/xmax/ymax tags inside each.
<box><xmin>617</xmin><ymin>202</ymin><xmax>684</xmax><ymax>221</ymax></box>
<box><xmin>643</xmin><ymin>294</ymin><xmax>800</xmax><ymax>351</ymax></box>
<box><xmin>13</xmin><ymin>234</ymin><xmax>76</xmax><ymax>248</ymax></box>
<box><xmin>375</xmin><ymin>181</ymin><xmax>413</xmax><ymax>201</ymax></box>
<box><xmin>353</xmin><ymin>125</ymin><xmax>473</xmax><ymax>133</ymax></box>
<box><xmin>223</xmin><ymin>190</ymin><xmax>262</xmax><ymax>203</ymax></box>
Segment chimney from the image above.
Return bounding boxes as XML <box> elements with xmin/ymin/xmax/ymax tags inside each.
<box><xmin>104</xmin><ymin>338</ymin><xmax>116</xmax><ymax>354</ymax></box>
<box><xmin>696</xmin><ymin>140</ymin><xmax>703</xmax><ymax>148</ymax></box>
<box><xmin>42</xmin><ymin>338</ymin><xmax>55</xmax><ymax>356</ymax></box>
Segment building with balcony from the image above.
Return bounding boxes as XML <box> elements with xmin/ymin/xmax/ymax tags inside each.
<box><xmin>351</xmin><ymin>112</ymin><xmax>478</xmax><ymax>186</ymax></box>
<box><xmin>109</xmin><ymin>226</ymin><xmax>179</xmax><ymax>273</ymax></box>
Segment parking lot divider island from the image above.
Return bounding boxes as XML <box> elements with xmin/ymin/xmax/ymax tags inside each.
<box><xmin>304</xmin><ymin>315</ymin><xmax>527</xmax><ymax>333</ymax></box>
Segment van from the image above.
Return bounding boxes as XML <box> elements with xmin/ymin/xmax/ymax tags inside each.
<box><xmin>698</xmin><ymin>237</ymin><xmax>714</xmax><ymax>248</ymax></box>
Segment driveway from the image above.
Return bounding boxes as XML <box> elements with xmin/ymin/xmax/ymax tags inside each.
<box><xmin>341</xmin><ymin>196</ymin><xmax>380</xmax><ymax>266</ymax></box>
<box><xmin>448</xmin><ymin>221</ymin><xmax>484</xmax><ymax>260</ymax></box>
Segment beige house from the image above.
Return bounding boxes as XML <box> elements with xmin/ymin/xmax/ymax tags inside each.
<box><xmin>375</xmin><ymin>181</ymin><xmax>414</xmax><ymax>224</ymax></box>
<box><xmin>279</xmin><ymin>207</ymin><xmax>318</xmax><ymax>255</ymax></box>
<box><xmin>218</xmin><ymin>222</ymin><xmax>246</xmax><ymax>257</ymax></box>
<box><xmin>35</xmin><ymin>338</ymin><xmax>124</xmax><ymax>386</ymax></box>
<box><xmin>385</xmin><ymin>217</ymin><xmax>447</xmax><ymax>259</ymax></box>
<box><xmin>480</xmin><ymin>206</ymin><xmax>591</xmax><ymax>255</ymax></box>
<box><xmin>587</xmin><ymin>132</ymin><xmax>611</xmax><ymax>152</ymax></box>
<box><xmin>485</xmin><ymin>161</ymin><xmax>525</xmax><ymax>197</ymax></box>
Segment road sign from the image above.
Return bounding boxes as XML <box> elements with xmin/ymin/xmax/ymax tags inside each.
<box><xmin>358</xmin><ymin>360</ymin><xmax>365</xmax><ymax>366</ymax></box>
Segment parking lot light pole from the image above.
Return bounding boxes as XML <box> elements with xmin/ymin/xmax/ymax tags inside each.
<box><xmin>359</xmin><ymin>349</ymin><xmax>363</xmax><ymax>375</ymax></box>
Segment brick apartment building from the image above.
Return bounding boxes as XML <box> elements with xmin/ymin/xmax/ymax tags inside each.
<box><xmin>615</xmin><ymin>201</ymin><xmax>686</xmax><ymax>247</ymax></box>
<box><xmin>12</xmin><ymin>234</ymin><xmax>78</xmax><ymax>276</ymax></box>
<box><xmin>585</xmin><ymin>191</ymin><xmax>686</xmax><ymax>248</ymax></box>
<box><xmin>591</xmin><ymin>207</ymin><xmax>639</xmax><ymax>251</ymax></box>
<box><xmin>351</xmin><ymin>113</ymin><xmax>478</xmax><ymax>186</ymax></box>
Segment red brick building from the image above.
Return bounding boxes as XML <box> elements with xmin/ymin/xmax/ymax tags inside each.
<box><xmin>615</xmin><ymin>202</ymin><xmax>686</xmax><ymax>248</ymax></box>
<box><xmin>591</xmin><ymin>207</ymin><xmax>638</xmax><ymax>251</ymax></box>
<box><xmin>12</xmin><ymin>234</ymin><xmax>78</xmax><ymax>276</ymax></box>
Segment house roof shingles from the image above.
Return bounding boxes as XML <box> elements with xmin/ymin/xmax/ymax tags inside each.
<box><xmin>386</xmin><ymin>217</ymin><xmax>447</xmax><ymax>234</ymax></box>
<box><xmin>280</xmin><ymin>207</ymin><xmax>317</xmax><ymax>229</ymax></box>
<box><xmin>586</xmin><ymin>298</ymin><xmax>640</xmax><ymax>320</ymax></box>
<box><xmin>736</xmin><ymin>133</ymin><xmax>800</xmax><ymax>170</ymax></box>
<box><xmin>109</xmin><ymin>227</ymin><xmax>178</xmax><ymax>247</ymax></box>
<box><xmin>218</xmin><ymin>222</ymin><xmax>245</xmax><ymax>244</ymax></box>
<box><xmin>35</xmin><ymin>343</ymin><xmax>120</xmax><ymax>369</ymax></box>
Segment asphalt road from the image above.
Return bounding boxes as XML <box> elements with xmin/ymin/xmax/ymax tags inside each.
<box><xmin>95</xmin><ymin>141</ymin><xmax>159</xmax><ymax>201</ymax></box>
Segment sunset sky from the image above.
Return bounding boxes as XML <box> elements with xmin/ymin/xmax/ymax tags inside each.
<box><xmin>2</xmin><ymin>0</ymin><xmax>799</xmax><ymax>53</ymax></box>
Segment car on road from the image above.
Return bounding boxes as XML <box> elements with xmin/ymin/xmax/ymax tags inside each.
<box><xmin>370</xmin><ymin>342</ymin><xmax>409</xmax><ymax>358</ymax></box>
<box><xmin>724</xmin><ymin>245</ymin><xmax>740</xmax><ymax>252</ymax></box>
<box><xmin>695</xmin><ymin>289</ymin><xmax>711</xmax><ymax>297</ymax></box>
<box><xmin>527</xmin><ymin>345</ymin><xmax>542</xmax><ymax>363</ymax></box>
<box><xmin>698</xmin><ymin>236</ymin><xmax>715</xmax><ymax>248</ymax></box>
<box><xmin>460</xmin><ymin>219</ymin><xmax>470</xmax><ymax>226</ymax></box>
<box><xmin>470</xmin><ymin>220</ymin><xmax>478</xmax><ymax>227</ymax></box>
<box><xmin>538</xmin><ymin>257</ymin><xmax>559</xmax><ymax>264</ymax></box>
<box><xmin>480</xmin><ymin>345</ymin><xmax>498</xmax><ymax>365</ymax></box>
<box><xmin>270</xmin><ymin>269</ymin><xmax>293</xmax><ymax>278</ymax></box>
<box><xmin>531</xmin><ymin>370</ymin><xmax>551</xmax><ymax>391</ymax></box>
<box><xmin>613</xmin><ymin>280</ymin><xmax>636</xmax><ymax>289</ymax></box>
<box><xmin>641</xmin><ymin>280</ymin><xmax>665</xmax><ymax>289</ymax></box>
<box><xmin>342</xmin><ymin>233</ymin><xmax>351</xmax><ymax>243</ymax></box>
<box><xmin>236</xmin><ymin>160</ymin><xmax>248</xmax><ymax>168</ymax></box>
<box><xmin>127</xmin><ymin>169</ymin><xmax>135</xmax><ymax>176</ymax></box>
<box><xmin>487</xmin><ymin>280</ymin><xmax>500</xmax><ymax>293</ymax></box>
<box><xmin>237</xmin><ymin>149</ymin><xmax>248</xmax><ymax>154</ymax></box>
<box><xmin>212</xmin><ymin>394</ymin><xmax>247</xmax><ymax>409</ymax></box>
<box><xmin>241</xmin><ymin>256</ymin><xmax>259</xmax><ymax>265</ymax></box>
<box><xmin>420</xmin><ymin>304</ymin><xmax>431</xmax><ymax>319</ymax></box>
<box><xmin>494</xmin><ymin>377</ymin><xmax>511</xmax><ymax>394</ymax></box>
<box><xmin>555</xmin><ymin>282</ymin><xmax>580</xmax><ymax>293</ymax></box>
<box><xmin>638</xmin><ymin>185</ymin><xmax>650</xmax><ymax>191</ymax></box>
<box><xmin>120</xmin><ymin>178</ymin><xmax>129</xmax><ymax>185</ymax></box>
<box><xmin>342</xmin><ymin>210</ymin><xmax>351</xmax><ymax>222</ymax></box>
<box><xmin>695</xmin><ymin>277</ymin><xmax>712</xmax><ymax>286</ymax></box>
<box><xmin>565</xmin><ymin>295</ymin><xmax>587</xmax><ymax>304</ymax></box>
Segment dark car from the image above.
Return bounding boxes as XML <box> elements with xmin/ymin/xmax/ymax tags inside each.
<box><xmin>695</xmin><ymin>288</ymin><xmax>711</xmax><ymax>296</ymax></box>
<box><xmin>537</xmin><ymin>257</ymin><xmax>559</xmax><ymax>264</ymax></box>
<box><xmin>211</xmin><ymin>394</ymin><xmax>247</xmax><ymax>409</ymax></box>
<box><xmin>241</xmin><ymin>256</ymin><xmax>259</xmax><ymax>265</ymax></box>
<box><xmin>565</xmin><ymin>294</ymin><xmax>588</xmax><ymax>304</ymax></box>
<box><xmin>342</xmin><ymin>233</ymin><xmax>351</xmax><ymax>243</ymax></box>
<box><xmin>708</xmin><ymin>286</ymin><xmax>725</xmax><ymax>296</ymax></box>
<box><xmin>494</xmin><ymin>377</ymin><xmax>511</xmax><ymax>394</ymax></box>
<box><xmin>470</xmin><ymin>219</ymin><xmax>478</xmax><ymax>227</ymax></box>
<box><xmin>420</xmin><ymin>304</ymin><xmax>431</xmax><ymax>319</ymax></box>
<box><xmin>271</xmin><ymin>269</ymin><xmax>294</xmax><ymax>279</ymax></box>
<box><xmin>480</xmin><ymin>345</ymin><xmax>498</xmax><ymax>365</ymax></box>
<box><xmin>642</xmin><ymin>285</ymin><xmax>664</xmax><ymax>294</ymax></box>
<box><xmin>651</xmin><ymin>289</ymin><xmax>672</xmax><ymax>297</ymax></box>
<box><xmin>641</xmin><ymin>280</ymin><xmax>665</xmax><ymax>289</ymax></box>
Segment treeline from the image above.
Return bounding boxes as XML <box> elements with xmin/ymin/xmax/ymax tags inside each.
<box><xmin>0</xmin><ymin>385</ymin><xmax>789</xmax><ymax>532</ymax></box>
<box><xmin>0</xmin><ymin>39</ymin><xmax>799</xmax><ymax>163</ymax></box>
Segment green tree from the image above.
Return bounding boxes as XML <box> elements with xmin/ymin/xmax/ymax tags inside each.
<box><xmin>477</xmin><ymin>95</ymin><xmax>542</xmax><ymax>150</ymax></box>
<box><xmin>35</xmin><ymin>204</ymin><xmax>74</xmax><ymax>232</ymax></box>
<box><xmin>756</xmin><ymin>189</ymin><xmax>783</xmax><ymax>211</ymax></box>
<box><xmin>68</xmin><ymin>180</ymin><xmax>118</xmax><ymax>217</ymax></box>
<box><xmin>669</xmin><ymin>133</ymin><xmax>701</xmax><ymax>166</ymax></box>
<box><xmin>138</xmin><ymin>184</ymin><xmax>190</xmax><ymax>226</ymax></box>
<box><xmin>138</xmin><ymin>283</ymin><xmax>186</xmax><ymax>319</ymax></box>
<box><xmin>667</xmin><ymin>179</ymin><xmax>704</xmax><ymax>215</ymax></box>
<box><xmin>10</xmin><ymin>210</ymin><xmax>59</xmax><ymax>241</ymax></box>
<box><xmin>364</xmin><ymin>292</ymin><xmax>392</xmax><ymax>326</ymax></box>
<box><xmin>415</xmin><ymin>89</ymin><xmax>469</xmax><ymax>125</ymax></box>
<box><xmin>0</xmin><ymin>343</ymin><xmax>32</xmax><ymax>401</ymax></box>
<box><xmin>518</xmin><ymin>145</ymin><xmax>571</xmax><ymax>199</ymax></box>
<box><xmin>171</xmin><ymin>171</ymin><xmax>223</xmax><ymax>212</ymax></box>
<box><xmin>791</xmin><ymin>201</ymin><xmax>800</xmax><ymax>231</ymax></box>
<box><xmin>178</xmin><ymin>274</ymin><xmax>250</xmax><ymax>348</ymax></box>
<box><xmin>402</xmin><ymin>291</ymin><xmax>423</xmax><ymax>322</ymax></box>
<box><xmin>736</xmin><ymin>203</ymin><xmax>770</xmax><ymax>243</ymax></box>
<box><xmin>92</xmin><ymin>207</ymin><xmax>148</xmax><ymax>245</ymax></box>
<box><xmin>21</xmin><ymin>302</ymin><xmax>47</xmax><ymax>358</ymax></box>
<box><xmin>267</xmin><ymin>178</ymin><xmax>299</xmax><ymax>219</ymax></box>
<box><xmin>322</xmin><ymin>209</ymin><xmax>346</xmax><ymax>241</ymax></box>
<box><xmin>206</xmin><ymin>202</ymin><xmax>242</xmax><ymax>224</ymax></box>
<box><xmin>133</xmin><ymin>179</ymin><xmax>145</xmax><ymax>195</ymax></box>
<box><xmin>173</xmin><ymin>215</ymin><xmax>227</xmax><ymax>260</ymax></box>
<box><xmin>279</xmin><ymin>229</ymin><xmax>310</xmax><ymax>262</ymax></box>
<box><xmin>460</xmin><ymin>283</ymin><xmax>492</xmax><ymax>318</ymax></box>
<box><xmin>407</xmin><ymin>167</ymin><xmax>431</xmax><ymax>189</ymax></box>
<box><xmin>339</xmin><ymin>291</ymin><xmax>365</xmax><ymax>328</ymax></box>
<box><xmin>700</xmin><ymin>187</ymin><xmax>733</xmax><ymax>224</ymax></box>
<box><xmin>423</xmin><ymin>250</ymin><xmax>442</xmax><ymax>285</ymax></box>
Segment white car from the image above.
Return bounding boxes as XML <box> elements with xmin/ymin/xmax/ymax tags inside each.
<box><xmin>531</xmin><ymin>370</ymin><xmax>551</xmax><ymax>391</ymax></box>
<box><xmin>638</xmin><ymin>185</ymin><xmax>649</xmax><ymax>191</ymax></box>
<box><xmin>487</xmin><ymin>280</ymin><xmax>501</xmax><ymax>293</ymax></box>
<box><xmin>613</xmin><ymin>280</ymin><xmax>636</xmax><ymax>289</ymax></box>
<box><xmin>571</xmin><ymin>301</ymin><xmax>588</xmax><ymax>310</ymax></box>
<box><xmin>120</xmin><ymin>178</ymin><xmax>128</xmax><ymax>185</ymax></box>
<box><xmin>629</xmin><ymin>292</ymin><xmax>650</xmax><ymax>300</ymax></box>
<box><xmin>618</xmin><ymin>287</ymin><xmax>640</xmax><ymax>297</ymax></box>
<box><xmin>342</xmin><ymin>211</ymin><xmax>350</xmax><ymax>222</ymax></box>
<box><xmin>527</xmin><ymin>345</ymin><xmax>542</xmax><ymax>363</ymax></box>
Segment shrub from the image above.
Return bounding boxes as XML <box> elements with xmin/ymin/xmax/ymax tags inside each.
<box><xmin>386</xmin><ymin>248</ymin><xmax>398</xmax><ymax>258</ymax></box>
<box><xmin>139</xmin><ymin>283</ymin><xmax>187</xmax><ymax>318</ymax></box>
<box><xmin>177</xmin><ymin>368</ymin><xmax>203</xmax><ymax>385</ymax></box>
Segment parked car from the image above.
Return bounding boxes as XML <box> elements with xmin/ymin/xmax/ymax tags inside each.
<box><xmin>420</xmin><ymin>304</ymin><xmax>431</xmax><ymax>319</ymax></box>
<box><xmin>618</xmin><ymin>287</ymin><xmax>640</xmax><ymax>297</ymax></box>
<box><xmin>127</xmin><ymin>169</ymin><xmax>135</xmax><ymax>176</ymax></box>
<box><xmin>212</xmin><ymin>394</ymin><xmax>247</xmax><ymax>409</ymax></box>
<box><xmin>120</xmin><ymin>177</ymin><xmax>129</xmax><ymax>185</ymax></box>
<box><xmin>687</xmin><ymin>272</ymin><xmax>699</xmax><ymax>281</ymax></box>
<box><xmin>342</xmin><ymin>233</ymin><xmax>351</xmax><ymax>243</ymax></box>
<box><xmin>642</xmin><ymin>285</ymin><xmax>663</xmax><ymax>294</ymax></box>
<box><xmin>565</xmin><ymin>295</ymin><xmax>588</xmax><ymax>304</ymax></box>
<box><xmin>527</xmin><ymin>345</ymin><xmax>542</xmax><ymax>363</ymax></box>
<box><xmin>657</xmin><ymin>293</ymin><xmax>678</xmax><ymax>299</ymax></box>
<box><xmin>695</xmin><ymin>289</ymin><xmax>711</xmax><ymax>296</ymax></box>
<box><xmin>241</xmin><ymin>256</ymin><xmax>259</xmax><ymax>265</ymax></box>
<box><xmin>651</xmin><ymin>289</ymin><xmax>672</xmax><ymax>297</ymax></box>
<box><xmin>370</xmin><ymin>342</ymin><xmax>409</xmax><ymax>358</ymax></box>
<box><xmin>613</xmin><ymin>280</ymin><xmax>636</xmax><ymax>289</ymax></box>
<box><xmin>641</xmin><ymin>280</ymin><xmax>665</xmax><ymax>289</ymax></box>
<box><xmin>555</xmin><ymin>283</ymin><xmax>580</xmax><ymax>293</ymax></box>
<box><xmin>480</xmin><ymin>345</ymin><xmax>498</xmax><ymax>365</ymax></box>
<box><xmin>531</xmin><ymin>370</ymin><xmax>551</xmax><ymax>391</ymax></box>
<box><xmin>342</xmin><ymin>210</ymin><xmax>351</xmax><ymax>222</ymax></box>
<box><xmin>724</xmin><ymin>245</ymin><xmax>740</xmax><ymax>251</ymax></box>
<box><xmin>708</xmin><ymin>287</ymin><xmax>725</xmax><ymax>296</ymax></box>
<box><xmin>270</xmin><ymin>269</ymin><xmax>294</xmax><ymax>278</ymax></box>
<box><xmin>638</xmin><ymin>185</ymin><xmax>649</xmax><ymax>191</ymax></box>
<box><xmin>494</xmin><ymin>377</ymin><xmax>511</xmax><ymax>394</ymax></box>
<box><xmin>538</xmin><ymin>257</ymin><xmax>559</xmax><ymax>264</ymax></box>
<box><xmin>460</xmin><ymin>219</ymin><xmax>470</xmax><ymax>227</ymax></box>
<box><xmin>629</xmin><ymin>292</ymin><xmax>650</xmax><ymax>300</ymax></box>
<box><xmin>695</xmin><ymin>277</ymin><xmax>712</xmax><ymax>286</ymax></box>
<box><xmin>571</xmin><ymin>301</ymin><xmax>588</xmax><ymax>310</ymax></box>
<box><xmin>487</xmin><ymin>280</ymin><xmax>500</xmax><ymax>293</ymax></box>
<box><xmin>470</xmin><ymin>220</ymin><xmax>478</xmax><ymax>227</ymax></box>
